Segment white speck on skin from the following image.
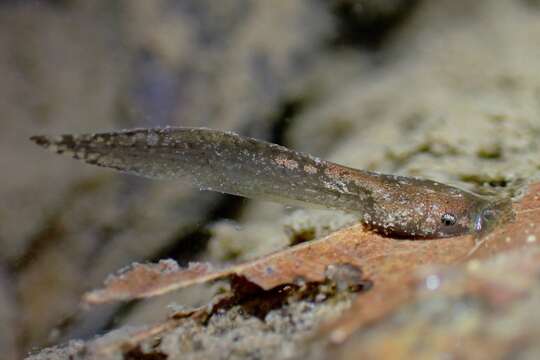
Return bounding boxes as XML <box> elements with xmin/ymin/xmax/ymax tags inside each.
<box><xmin>274</xmin><ymin>156</ymin><xmax>299</xmax><ymax>170</ymax></box>
<box><xmin>303</xmin><ymin>164</ymin><xmax>318</xmax><ymax>174</ymax></box>
<box><xmin>135</xmin><ymin>132</ymin><xmax>146</xmax><ymax>142</ymax></box>
<box><xmin>527</xmin><ymin>235</ymin><xmax>536</xmax><ymax>243</ymax></box>
<box><xmin>147</xmin><ymin>132</ymin><xmax>160</xmax><ymax>146</ymax></box>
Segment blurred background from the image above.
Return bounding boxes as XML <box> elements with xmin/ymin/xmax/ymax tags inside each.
<box><xmin>2</xmin><ymin>0</ymin><xmax>540</xmax><ymax>358</ymax></box>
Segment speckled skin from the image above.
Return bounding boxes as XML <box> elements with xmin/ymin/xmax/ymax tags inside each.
<box><xmin>31</xmin><ymin>127</ymin><xmax>512</xmax><ymax>239</ymax></box>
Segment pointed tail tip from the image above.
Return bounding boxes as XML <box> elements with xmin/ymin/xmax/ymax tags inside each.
<box><xmin>30</xmin><ymin>135</ymin><xmax>52</xmax><ymax>148</ymax></box>
<box><xmin>30</xmin><ymin>135</ymin><xmax>72</xmax><ymax>154</ymax></box>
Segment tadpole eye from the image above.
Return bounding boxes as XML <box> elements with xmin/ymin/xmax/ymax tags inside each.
<box><xmin>441</xmin><ymin>213</ymin><xmax>457</xmax><ymax>226</ymax></box>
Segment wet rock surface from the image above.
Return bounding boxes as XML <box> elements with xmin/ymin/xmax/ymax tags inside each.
<box><xmin>3</xmin><ymin>0</ymin><xmax>540</xmax><ymax>359</ymax></box>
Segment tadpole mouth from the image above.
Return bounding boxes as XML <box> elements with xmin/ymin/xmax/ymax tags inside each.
<box><xmin>474</xmin><ymin>198</ymin><xmax>514</xmax><ymax>234</ymax></box>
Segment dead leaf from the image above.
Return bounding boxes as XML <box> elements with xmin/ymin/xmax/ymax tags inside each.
<box><xmin>83</xmin><ymin>261</ymin><xmax>216</xmax><ymax>304</ymax></box>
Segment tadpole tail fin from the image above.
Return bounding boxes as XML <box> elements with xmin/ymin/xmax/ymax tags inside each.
<box><xmin>30</xmin><ymin>127</ymin><xmax>373</xmax><ymax>213</ymax></box>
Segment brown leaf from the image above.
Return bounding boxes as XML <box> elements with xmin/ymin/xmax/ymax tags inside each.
<box><xmin>83</xmin><ymin>261</ymin><xmax>215</xmax><ymax>304</ymax></box>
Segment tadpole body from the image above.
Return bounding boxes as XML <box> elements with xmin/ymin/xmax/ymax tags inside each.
<box><xmin>31</xmin><ymin>127</ymin><xmax>512</xmax><ymax>239</ymax></box>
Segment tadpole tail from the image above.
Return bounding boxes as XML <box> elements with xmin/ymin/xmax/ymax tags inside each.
<box><xmin>30</xmin><ymin>127</ymin><xmax>374</xmax><ymax>213</ymax></box>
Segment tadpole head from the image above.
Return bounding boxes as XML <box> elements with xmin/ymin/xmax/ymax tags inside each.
<box><xmin>473</xmin><ymin>198</ymin><xmax>514</xmax><ymax>236</ymax></box>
